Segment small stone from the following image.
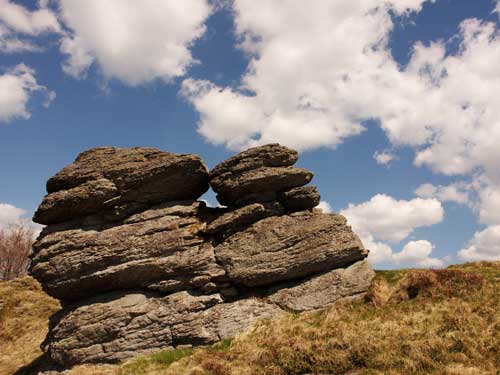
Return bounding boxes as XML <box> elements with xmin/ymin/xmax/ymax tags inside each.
<box><xmin>279</xmin><ymin>186</ymin><xmax>321</xmax><ymax>212</ymax></box>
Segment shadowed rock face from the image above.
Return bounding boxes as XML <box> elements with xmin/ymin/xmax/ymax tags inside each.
<box><xmin>279</xmin><ymin>186</ymin><xmax>321</xmax><ymax>212</ymax></box>
<box><xmin>212</xmin><ymin>166</ymin><xmax>314</xmax><ymax>206</ymax></box>
<box><xmin>30</xmin><ymin>144</ymin><xmax>374</xmax><ymax>367</ymax></box>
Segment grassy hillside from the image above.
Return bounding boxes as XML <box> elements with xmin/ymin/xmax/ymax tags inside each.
<box><xmin>2</xmin><ymin>262</ymin><xmax>499</xmax><ymax>375</ymax></box>
<box><xmin>0</xmin><ymin>277</ymin><xmax>60</xmax><ymax>375</ymax></box>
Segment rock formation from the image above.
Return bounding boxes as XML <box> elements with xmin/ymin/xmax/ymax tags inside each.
<box><xmin>30</xmin><ymin>144</ymin><xmax>374</xmax><ymax>368</ymax></box>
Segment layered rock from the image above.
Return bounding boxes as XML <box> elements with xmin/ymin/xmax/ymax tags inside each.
<box><xmin>44</xmin><ymin>291</ymin><xmax>281</xmax><ymax>366</ymax></box>
<box><xmin>30</xmin><ymin>144</ymin><xmax>374</xmax><ymax>368</ymax></box>
<box><xmin>34</xmin><ymin>147</ymin><xmax>209</xmax><ymax>225</ymax></box>
<box><xmin>266</xmin><ymin>260</ymin><xmax>374</xmax><ymax>312</ymax></box>
<box><xmin>209</xmin><ymin>144</ymin><xmax>318</xmax><ymax>209</ymax></box>
<box><xmin>214</xmin><ymin>212</ymin><xmax>367</xmax><ymax>287</ymax></box>
<box><xmin>31</xmin><ymin>201</ymin><xmax>224</xmax><ymax>301</ymax></box>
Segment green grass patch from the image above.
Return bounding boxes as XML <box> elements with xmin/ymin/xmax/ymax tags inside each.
<box><xmin>375</xmin><ymin>269</ymin><xmax>407</xmax><ymax>285</ymax></box>
<box><xmin>118</xmin><ymin>347</ymin><xmax>194</xmax><ymax>375</ymax></box>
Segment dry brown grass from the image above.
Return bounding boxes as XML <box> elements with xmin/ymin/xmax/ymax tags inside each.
<box><xmin>159</xmin><ymin>263</ymin><xmax>500</xmax><ymax>375</ymax></box>
<box><xmin>3</xmin><ymin>262</ymin><xmax>500</xmax><ymax>375</ymax></box>
<box><xmin>0</xmin><ymin>277</ymin><xmax>60</xmax><ymax>375</ymax></box>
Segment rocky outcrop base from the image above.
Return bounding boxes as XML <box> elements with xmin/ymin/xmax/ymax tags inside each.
<box><xmin>30</xmin><ymin>144</ymin><xmax>374</xmax><ymax>367</ymax></box>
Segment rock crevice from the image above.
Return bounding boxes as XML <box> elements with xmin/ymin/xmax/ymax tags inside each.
<box><xmin>30</xmin><ymin>144</ymin><xmax>374</xmax><ymax>367</ymax></box>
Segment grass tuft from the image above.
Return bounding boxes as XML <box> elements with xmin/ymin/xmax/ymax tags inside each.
<box><xmin>117</xmin><ymin>347</ymin><xmax>195</xmax><ymax>375</ymax></box>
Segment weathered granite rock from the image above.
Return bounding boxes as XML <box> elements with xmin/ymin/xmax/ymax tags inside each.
<box><xmin>30</xmin><ymin>143</ymin><xmax>375</xmax><ymax>368</ymax></box>
<box><xmin>211</xmin><ymin>166</ymin><xmax>314</xmax><ymax>206</ymax></box>
<box><xmin>266</xmin><ymin>260</ymin><xmax>375</xmax><ymax>312</ymax></box>
<box><xmin>279</xmin><ymin>186</ymin><xmax>321</xmax><ymax>212</ymax></box>
<box><xmin>33</xmin><ymin>179</ymin><xmax>118</xmax><ymax>225</ymax></box>
<box><xmin>45</xmin><ymin>291</ymin><xmax>282</xmax><ymax>366</ymax></box>
<box><xmin>31</xmin><ymin>201</ymin><xmax>225</xmax><ymax>301</ymax></box>
<box><xmin>209</xmin><ymin>144</ymin><xmax>318</xmax><ymax>208</ymax></box>
<box><xmin>214</xmin><ymin>211</ymin><xmax>368</xmax><ymax>287</ymax></box>
<box><xmin>204</xmin><ymin>202</ymin><xmax>284</xmax><ymax>235</ymax></box>
<box><xmin>34</xmin><ymin>147</ymin><xmax>209</xmax><ymax>225</ymax></box>
<box><xmin>209</xmin><ymin>143</ymin><xmax>298</xmax><ymax>180</ymax></box>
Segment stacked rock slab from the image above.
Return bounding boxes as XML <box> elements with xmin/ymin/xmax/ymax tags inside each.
<box><xmin>30</xmin><ymin>144</ymin><xmax>374</xmax><ymax>368</ymax></box>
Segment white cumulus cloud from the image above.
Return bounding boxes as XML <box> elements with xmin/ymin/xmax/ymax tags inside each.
<box><xmin>393</xmin><ymin>240</ymin><xmax>443</xmax><ymax>267</ymax></box>
<box><xmin>0</xmin><ymin>203</ymin><xmax>26</xmax><ymax>230</ymax></box>
<box><xmin>316</xmin><ymin>200</ymin><xmax>333</xmax><ymax>214</ymax></box>
<box><xmin>58</xmin><ymin>0</ymin><xmax>213</xmax><ymax>85</ymax></box>
<box><xmin>181</xmin><ymin>0</ymin><xmax>447</xmax><ymax>151</ymax></box>
<box><xmin>0</xmin><ymin>202</ymin><xmax>42</xmax><ymax>234</ymax></box>
<box><xmin>0</xmin><ymin>0</ymin><xmax>59</xmax><ymax>34</ymax></box>
<box><xmin>415</xmin><ymin>182</ymin><xmax>470</xmax><ymax>204</ymax></box>
<box><xmin>184</xmin><ymin>2</ymin><xmax>500</xmax><ymax>170</ymax></box>
<box><xmin>0</xmin><ymin>64</ymin><xmax>55</xmax><ymax>123</ymax></box>
<box><xmin>340</xmin><ymin>194</ymin><xmax>444</xmax><ymax>267</ymax></box>
<box><xmin>341</xmin><ymin>194</ymin><xmax>444</xmax><ymax>243</ymax></box>
<box><xmin>459</xmin><ymin>225</ymin><xmax>500</xmax><ymax>261</ymax></box>
<box><xmin>0</xmin><ymin>0</ymin><xmax>60</xmax><ymax>53</ymax></box>
<box><xmin>373</xmin><ymin>150</ymin><xmax>397</xmax><ymax>166</ymax></box>
<box><xmin>478</xmin><ymin>184</ymin><xmax>500</xmax><ymax>226</ymax></box>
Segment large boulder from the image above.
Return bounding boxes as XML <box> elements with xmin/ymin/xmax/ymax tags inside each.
<box><xmin>209</xmin><ymin>144</ymin><xmax>317</xmax><ymax>207</ymax></box>
<box><xmin>266</xmin><ymin>260</ymin><xmax>375</xmax><ymax>312</ymax></box>
<box><xmin>44</xmin><ymin>291</ymin><xmax>281</xmax><ymax>366</ymax></box>
<box><xmin>34</xmin><ymin>147</ymin><xmax>209</xmax><ymax>225</ymax></box>
<box><xmin>31</xmin><ymin>201</ymin><xmax>225</xmax><ymax>302</ymax></box>
<box><xmin>30</xmin><ymin>143</ymin><xmax>375</xmax><ymax>368</ymax></box>
<box><xmin>209</xmin><ymin>143</ymin><xmax>298</xmax><ymax>179</ymax></box>
<box><xmin>279</xmin><ymin>186</ymin><xmax>321</xmax><ymax>211</ymax></box>
<box><xmin>214</xmin><ymin>211</ymin><xmax>368</xmax><ymax>287</ymax></box>
<box><xmin>211</xmin><ymin>166</ymin><xmax>314</xmax><ymax>207</ymax></box>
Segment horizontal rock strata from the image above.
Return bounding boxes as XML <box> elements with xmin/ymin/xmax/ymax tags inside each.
<box><xmin>30</xmin><ymin>144</ymin><xmax>374</xmax><ymax>367</ymax></box>
<box><xmin>31</xmin><ymin>201</ymin><xmax>224</xmax><ymax>301</ymax></box>
<box><xmin>215</xmin><ymin>212</ymin><xmax>368</xmax><ymax>287</ymax></box>
<box><xmin>209</xmin><ymin>144</ymin><xmax>317</xmax><ymax>209</ymax></box>
<box><xmin>266</xmin><ymin>260</ymin><xmax>374</xmax><ymax>312</ymax></box>
<box><xmin>34</xmin><ymin>147</ymin><xmax>209</xmax><ymax>225</ymax></box>
<box><xmin>45</xmin><ymin>291</ymin><xmax>281</xmax><ymax>366</ymax></box>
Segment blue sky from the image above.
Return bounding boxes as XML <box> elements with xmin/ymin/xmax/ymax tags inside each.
<box><xmin>1</xmin><ymin>0</ymin><xmax>500</xmax><ymax>268</ymax></box>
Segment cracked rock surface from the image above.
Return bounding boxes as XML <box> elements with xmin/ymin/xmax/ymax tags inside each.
<box><xmin>44</xmin><ymin>291</ymin><xmax>281</xmax><ymax>366</ymax></box>
<box><xmin>31</xmin><ymin>144</ymin><xmax>374</xmax><ymax>367</ymax></box>
<box><xmin>34</xmin><ymin>147</ymin><xmax>209</xmax><ymax>225</ymax></box>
